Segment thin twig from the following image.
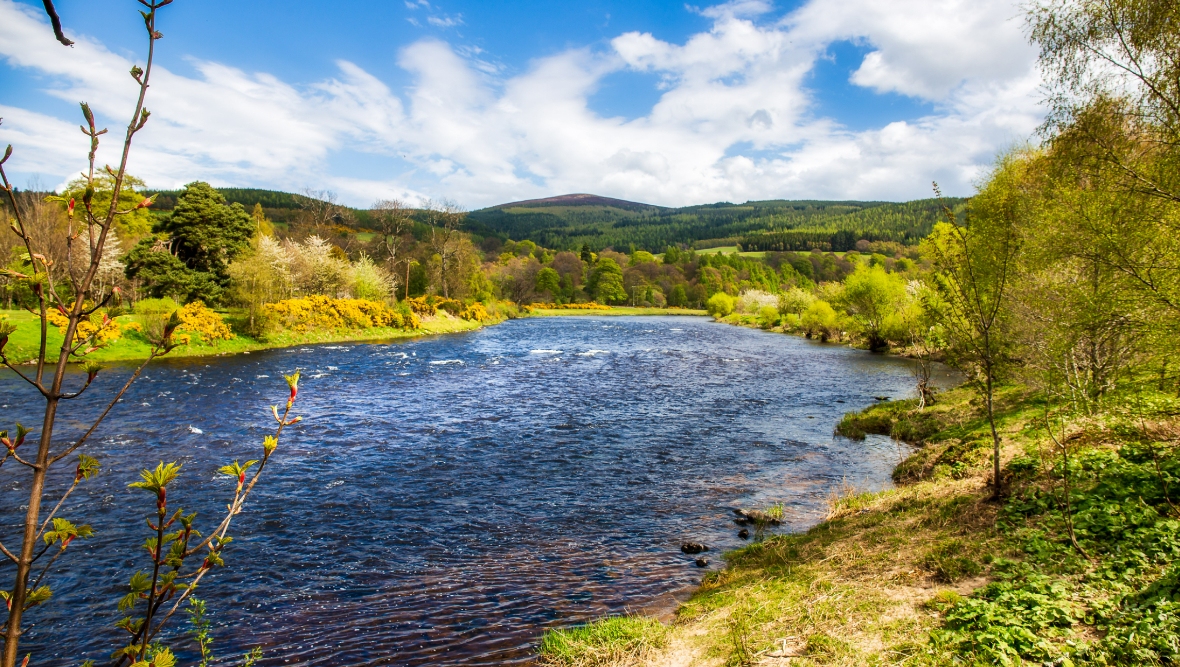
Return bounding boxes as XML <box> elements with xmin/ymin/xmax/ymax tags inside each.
<box><xmin>50</xmin><ymin>352</ymin><xmax>158</xmax><ymax>464</ymax></box>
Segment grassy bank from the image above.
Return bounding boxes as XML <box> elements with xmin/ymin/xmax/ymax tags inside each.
<box><xmin>526</xmin><ymin>307</ymin><xmax>707</xmax><ymax>317</ymax></box>
<box><xmin>0</xmin><ymin>309</ymin><xmax>485</xmax><ymax>365</ymax></box>
<box><xmin>540</xmin><ymin>384</ymin><xmax>1180</xmax><ymax>666</ymax></box>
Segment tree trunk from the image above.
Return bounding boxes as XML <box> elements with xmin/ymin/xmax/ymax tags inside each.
<box><xmin>985</xmin><ymin>373</ymin><xmax>1001</xmax><ymax>499</ymax></box>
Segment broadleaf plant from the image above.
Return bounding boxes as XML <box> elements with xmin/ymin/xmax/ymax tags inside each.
<box><xmin>0</xmin><ymin>3</ymin><xmax>304</xmax><ymax>665</ymax></box>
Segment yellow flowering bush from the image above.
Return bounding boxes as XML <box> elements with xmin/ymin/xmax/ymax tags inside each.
<box><xmin>406</xmin><ymin>296</ymin><xmax>493</xmax><ymax>321</ymax></box>
<box><xmin>46</xmin><ymin>307</ymin><xmax>124</xmax><ymax>344</ymax></box>
<box><xmin>262</xmin><ymin>296</ymin><xmax>418</xmax><ymax>333</ymax></box>
<box><xmin>459</xmin><ymin>303</ymin><xmax>493</xmax><ymax>322</ymax></box>
<box><xmin>405</xmin><ymin>296</ymin><xmax>437</xmax><ymax>316</ymax></box>
<box><xmin>520</xmin><ymin>302</ymin><xmax>611</xmax><ymax>313</ymax></box>
<box><xmin>554</xmin><ymin>302</ymin><xmax>611</xmax><ymax>310</ymax></box>
<box><xmin>176</xmin><ymin>301</ymin><xmax>234</xmax><ymax>344</ymax></box>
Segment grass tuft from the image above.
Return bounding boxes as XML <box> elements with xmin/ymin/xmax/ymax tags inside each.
<box><xmin>538</xmin><ymin>616</ymin><xmax>669</xmax><ymax>667</ymax></box>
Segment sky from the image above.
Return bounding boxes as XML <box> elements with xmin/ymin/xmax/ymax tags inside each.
<box><xmin>0</xmin><ymin>0</ymin><xmax>1044</xmax><ymax>209</ymax></box>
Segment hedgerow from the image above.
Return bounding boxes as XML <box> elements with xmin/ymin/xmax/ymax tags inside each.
<box><xmin>261</xmin><ymin>295</ymin><xmax>419</xmax><ymax>333</ymax></box>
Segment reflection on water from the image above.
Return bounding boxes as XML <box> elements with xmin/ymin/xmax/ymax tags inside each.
<box><xmin>0</xmin><ymin>316</ymin><xmax>955</xmax><ymax>665</ymax></box>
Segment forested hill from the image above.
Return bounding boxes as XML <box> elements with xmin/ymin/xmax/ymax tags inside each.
<box><xmin>465</xmin><ymin>195</ymin><xmax>966</xmax><ymax>252</ymax></box>
<box><xmin>140</xmin><ymin>186</ymin><xmax>964</xmax><ymax>252</ymax></box>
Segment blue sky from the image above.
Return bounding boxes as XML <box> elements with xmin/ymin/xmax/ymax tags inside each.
<box><xmin>0</xmin><ymin>0</ymin><xmax>1042</xmax><ymax>208</ymax></box>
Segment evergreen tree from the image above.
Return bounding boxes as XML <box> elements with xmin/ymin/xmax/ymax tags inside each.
<box><xmin>160</xmin><ymin>181</ymin><xmax>254</xmax><ymax>290</ymax></box>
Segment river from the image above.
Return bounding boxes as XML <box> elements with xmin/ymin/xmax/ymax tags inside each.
<box><xmin>0</xmin><ymin>316</ymin><xmax>954</xmax><ymax>665</ymax></box>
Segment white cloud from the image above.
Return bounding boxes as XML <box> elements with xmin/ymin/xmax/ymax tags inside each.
<box><xmin>426</xmin><ymin>14</ymin><xmax>463</xmax><ymax>28</ymax></box>
<box><xmin>0</xmin><ymin>0</ymin><xmax>1044</xmax><ymax>209</ymax></box>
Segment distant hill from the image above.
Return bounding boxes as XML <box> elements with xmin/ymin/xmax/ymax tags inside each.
<box><xmin>491</xmin><ymin>193</ymin><xmax>662</xmax><ymax>212</ymax></box>
<box><xmin>467</xmin><ymin>196</ymin><xmax>965</xmax><ymax>253</ymax></box>
<box><xmin>140</xmin><ymin>185</ymin><xmax>964</xmax><ymax>252</ymax></box>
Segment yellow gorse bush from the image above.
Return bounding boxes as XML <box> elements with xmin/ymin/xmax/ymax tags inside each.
<box><xmin>262</xmin><ymin>295</ymin><xmax>419</xmax><ymax>332</ymax></box>
<box><xmin>46</xmin><ymin>307</ymin><xmax>125</xmax><ymax>344</ymax></box>
<box><xmin>406</xmin><ymin>296</ymin><xmax>491</xmax><ymax>322</ymax></box>
<box><xmin>403</xmin><ymin>296</ymin><xmax>438</xmax><ymax>316</ymax></box>
<box><xmin>176</xmin><ymin>301</ymin><xmax>234</xmax><ymax>344</ymax></box>
<box><xmin>458</xmin><ymin>303</ymin><xmax>493</xmax><ymax>322</ymax></box>
<box><xmin>520</xmin><ymin>302</ymin><xmax>611</xmax><ymax>313</ymax></box>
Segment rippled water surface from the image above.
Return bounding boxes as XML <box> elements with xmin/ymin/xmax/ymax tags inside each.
<box><xmin>0</xmin><ymin>316</ymin><xmax>954</xmax><ymax>665</ymax></box>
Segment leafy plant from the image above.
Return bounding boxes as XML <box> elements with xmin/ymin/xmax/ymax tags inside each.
<box><xmin>0</xmin><ymin>5</ymin><xmax>303</xmax><ymax>665</ymax></box>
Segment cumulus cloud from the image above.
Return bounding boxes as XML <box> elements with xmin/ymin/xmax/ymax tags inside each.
<box><xmin>0</xmin><ymin>0</ymin><xmax>1043</xmax><ymax>208</ymax></box>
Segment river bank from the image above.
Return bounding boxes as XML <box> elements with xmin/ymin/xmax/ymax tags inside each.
<box><xmin>1</xmin><ymin>305</ymin><xmax>710</xmax><ymax>365</ymax></box>
<box><xmin>541</xmin><ymin>382</ymin><xmax>1180</xmax><ymax>666</ymax></box>
<box><xmin>0</xmin><ymin>308</ymin><xmax>486</xmax><ymax>365</ymax></box>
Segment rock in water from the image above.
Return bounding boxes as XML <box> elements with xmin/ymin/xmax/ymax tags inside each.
<box><xmin>695</xmin><ymin>557</ymin><xmax>708</xmax><ymax>567</ymax></box>
<box><xmin>738</xmin><ymin>528</ymin><xmax>749</xmax><ymax>540</ymax></box>
<box><xmin>680</xmin><ymin>542</ymin><xmax>708</xmax><ymax>554</ymax></box>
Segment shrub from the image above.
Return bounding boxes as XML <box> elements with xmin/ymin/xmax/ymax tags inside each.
<box><xmin>176</xmin><ymin>301</ymin><xmax>234</xmax><ymax>344</ymax></box>
<box><xmin>800</xmin><ymin>300</ymin><xmax>840</xmax><ymax>340</ymax></box>
<box><xmin>736</xmin><ymin>289</ymin><xmax>777</xmax><ymax>314</ymax></box>
<box><xmin>706</xmin><ymin>292</ymin><xmax>735</xmax><ymax>318</ymax></box>
<box><xmin>405</xmin><ymin>296</ymin><xmax>437</xmax><ymax>316</ymax></box>
<box><xmin>758</xmin><ymin>305</ymin><xmax>779</xmax><ymax>329</ymax></box>
<box><xmin>777</xmin><ymin>286</ymin><xmax>815</xmax><ymax>315</ymax></box>
<box><xmin>262</xmin><ymin>295</ymin><xmax>418</xmax><ymax>333</ymax></box>
<box><xmin>459</xmin><ymin>302</ymin><xmax>493</xmax><ymax>322</ymax></box>
<box><xmin>133</xmin><ymin>297</ymin><xmax>180</xmax><ymax>315</ymax></box>
<box><xmin>46</xmin><ymin>307</ymin><xmax>124</xmax><ymax>345</ymax></box>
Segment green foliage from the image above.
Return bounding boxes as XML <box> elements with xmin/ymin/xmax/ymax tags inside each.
<box><xmin>588</xmin><ymin>258</ymin><xmax>626</xmax><ymax>304</ymax></box>
<box><xmin>535</xmin><ymin>267</ymin><xmax>561</xmax><ymax>298</ymax></box>
<box><xmin>124</xmin><ymin>236</ymin><xmax>216</xmax><ymax>303</ymax></box>
<box><xmin>800</xmin><ymin>299</ymin><xmax>839</xmax><ymax>341</ymax></box>
<box><xmin>63</xmin><ymin>173</ymin><xmax>155</xmax><ymax>247</ymax></box>
<box><xmin>129</xmin><ymin>182</ymin><xmax>254</xmax><ymax>303</ymax></box>
<box><xmin>840</xmin><ymin>264</ymin><xmax>909</xmax><ymax>349</ymax></box>
<box><xmin>757</xmin><ymin>305</ymin><xmax>779</xmax><ymax>329</ymax></box>
<box><xmin>933</xmin><ymin>565</ymin><xmax>1078</xmax><ymax>664</ymax></box>
<box><xmin>133</xmin><ymin>298</ymin><xmax>180</xmax><ymax>315</ymax></box>
<box><xmin>350</xmin><ymin>253</ymin><xmax>391</xmax><ymax>301</ymax></box>
<box><xmin>466</xmin><ymin>198</ymin><xmax>962</xmax><ymax>253</ymax></box>
<box><xmin>187</xmin><ymin>598</ymin><xmax>213</xmax><ymax>667</ymax></box>
<box><xmin>705</xmin><ymin>292</ymin><xmax>735</xmax><ymax>317</ymax></box>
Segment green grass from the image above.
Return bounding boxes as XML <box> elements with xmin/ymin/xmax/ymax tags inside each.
<box><xmin>693</xmin><ymin>246</ymin><xmax>767</xmax><ymax>258</ymax></box>
<box><xmin>0</xmin><ymin>309</ymin><xmax>484</xmax><ymax>365</ymax></box>
<box><xmin>538</xmin><ymin>616</ymin><xmax>669</xmax><ymax>667</ymax></box>
<box><xmin>525</xmin><ymin>307</ymin><xmax>706</xmax><ymax>317</ymax></box>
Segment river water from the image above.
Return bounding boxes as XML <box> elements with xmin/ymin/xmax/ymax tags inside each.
<box><xmin>0</xmin><ymin>316</ymin><xmax>953</xmax><ymax>665</ymax></box>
